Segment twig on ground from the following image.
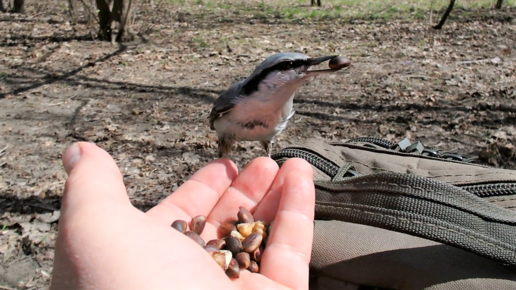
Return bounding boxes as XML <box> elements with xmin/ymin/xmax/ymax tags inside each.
<box><xmin>400</xmin><ymin>75</ymin><xmax>431</xmax><ymax>80</ymax></box>
<box><xmin>0</xmin><ymin>145</ymin><xmax>8</xmax><ymax>156</ymax></box>
<box><xmin>457</xmin><ymin>58</ymin><xmax>502</xmax><ymax>65</ymax></box>
<box><xmin>451</xmin><ymin>137</ymin><xmax>475</xmax><ymax>147</ymax></box>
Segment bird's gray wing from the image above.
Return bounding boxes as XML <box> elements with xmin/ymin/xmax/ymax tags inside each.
<box><xmin>208</xmin><ymin>81</ymin><xmax>244</xmax><ymax>130</ymax></box>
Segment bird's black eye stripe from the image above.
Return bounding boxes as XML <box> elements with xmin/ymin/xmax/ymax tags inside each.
<box><xmin>241</xmin><ymin>59</ymin><xmax>308</xmax><ymax>96</ymax></box>
<box><xmin>275</xmin><ymin>60</ymin><xmax>305</xmax><ymax>71</ymax></box>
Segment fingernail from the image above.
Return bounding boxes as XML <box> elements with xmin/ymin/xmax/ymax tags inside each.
<box><xmin>63</xmin><ymin>143</ymin><xmax>82</xmax><ymax>175</ymax></box>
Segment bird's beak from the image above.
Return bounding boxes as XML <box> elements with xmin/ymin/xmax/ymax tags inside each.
<box><xmin>307</xmin><ymin>55</ymin><xmax>337</xmax><ymax>66</ymax></box>
<box><xmin>305</xmin><ymin>55</ymin><xmax>348</xmax><ymax>76</ymax></box>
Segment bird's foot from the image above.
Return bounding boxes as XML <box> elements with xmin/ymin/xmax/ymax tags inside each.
<box><xmin>260</xmin><ymin>141</ymin><xmax>273</xmax><ymax>158</ymax></box>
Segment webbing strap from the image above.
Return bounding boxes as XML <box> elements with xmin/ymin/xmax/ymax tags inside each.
<box><xmin>315</xmin><ymin>172</ymin><xmax>516</xmax><ymax>265</ymax></box>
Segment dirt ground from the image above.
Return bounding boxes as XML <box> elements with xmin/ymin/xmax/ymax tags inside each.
<box><xmin>0</xmin><ymin>1</ymin><xmax>515</xmax><ymax>289</ymax></box>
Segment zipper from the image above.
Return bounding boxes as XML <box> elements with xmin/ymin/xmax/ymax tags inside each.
<box><xmin>272</xmin><ymin>148</ymin><xmax>341</xmax><ymax>177</ymax></box>
<box><xmin>333</xmin><ymin>137</ymin><xmax>484</xmax><ymax>166</ymax></box>
<box><xmin>272</xmin><ymin>138</ymin><xmax>516</xmax><ymax>198</ymax></box>
<box><xmin>342</xmin><ymin>137</ymin><xmax>396</xmax><ymax>149</ymax></box>
<box><xmin>459</xmin><ymin>183</ymin><xmax>516</xmax><ymax>197</ymax></box>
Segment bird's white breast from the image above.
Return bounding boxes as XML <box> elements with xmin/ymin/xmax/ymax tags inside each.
<box><xmin>214</xmin><ymin>71</ymin><xmax>306</xmax><ymax>142</ymax></box>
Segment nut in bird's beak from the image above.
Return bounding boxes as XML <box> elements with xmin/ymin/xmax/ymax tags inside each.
<box><xmin>306</xmin><ymin>55</ymin><xmax>351</xmax><ymax>76</ymax></box>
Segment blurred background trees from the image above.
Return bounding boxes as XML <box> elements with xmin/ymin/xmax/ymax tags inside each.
<box><xmin>0</xmin><ymin>0</ymin><xmax>513</xmax><ymax>41</ymax></box>
<box><xmin>67</xmin><ymin>0</ymin><xmax>134</xmax><ymax>42</ymax></box>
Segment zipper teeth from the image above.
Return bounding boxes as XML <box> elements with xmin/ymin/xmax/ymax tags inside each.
<box><xmin>460</xmin><ymin>183</ymin><xmax>516</xmax><ymax>197</ymax></box>
<box><xmin>335</xmin><ymin>139</ymin><xmax>488</xmax><ymax>167</ymax></box>
<box><xmin>271</xmin><ymin>148</ymin><xmax>339</xmax><ymax>177</ymax></box>
<box><xmin>346</xmin><ymin>137</ymin><xmax>396</xmax><ymax>148</ymax></box>
<box><xmin>274</xmin><ymin>142</ymin><xmax>513</xmax><ymax>198</ymax></box>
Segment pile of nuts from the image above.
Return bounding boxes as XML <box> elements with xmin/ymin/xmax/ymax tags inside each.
<box><xmin>171</xmin><ymin>206</ymin><xmax>271</xmax><ymax>279</ymax></box>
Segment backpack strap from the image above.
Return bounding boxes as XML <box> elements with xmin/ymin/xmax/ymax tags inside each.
<box><xmin>315</xmin><ymin>172</ymin><xmax>516</xmax><ymax>265</ymax></box>
<box><xmin>272</xmin><ymin>138</ymin><xmax>516</xmax><ymax>266</ymax></box>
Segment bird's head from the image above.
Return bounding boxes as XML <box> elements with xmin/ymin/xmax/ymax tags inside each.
<box><xmin>239</xmin><ymin>52</ymin><xmax>349</xmax><ymax>96</ymax></box>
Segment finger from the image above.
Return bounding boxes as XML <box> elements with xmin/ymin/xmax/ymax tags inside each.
<box><xmin>61</xmin><ymin>142</ymin><xmax>131</xmax><ymax>218</ymax></box>
<box><xmin>205</xmin><ymin>157</ymin><xmax>279</xmax><ymax>231</ymax></box>
<box><xmin>232</xmin><ymin>272</ymin><xmax>291</xmax><ymax>290</ymax></box>
<box><xmin>260</xmin><ymin>170</ymin><xmax>315</xmax><ymax>290</ymax></box>
<box><xmin>146</xmin><ymin>158</ymin><xmax>238</xmax><ymax>225</ymax></box>
<box><xmin>253</xmin><ymin>158</ymin><xmax>313</xmax><ymax>223</ymax></box>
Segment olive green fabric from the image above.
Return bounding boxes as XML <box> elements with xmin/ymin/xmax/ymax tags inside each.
<box><xmin>310</xmin><ymin>221</ymin><xmax>516</xmax><ymax>290</ymax></box>
<box><xmin>273</xmin><ymin>138</ymin><xmax>516</xmax><ymax>290</ymax></box>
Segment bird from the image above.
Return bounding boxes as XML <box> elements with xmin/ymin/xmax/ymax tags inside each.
<box><xmin>208</xmin><ymin>52</ymin><xmax>350</xmax><ymax>158</ymax></box>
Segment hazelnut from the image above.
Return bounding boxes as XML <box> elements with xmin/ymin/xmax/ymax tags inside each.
<box><xmin>184</xmin><ymin>231</ymin><xmax>205</xmax><ymax>247</ymax></box>
<box><xmin>226</xmin><ymin>258</ymin><xmax>240</xmax><ymax>278</ymax></box>
<box><xmin>206</xmin><ymin>239</ymin><xmax>226</xmax><ymax>249</ymax></box>
<box><xmin>220</xmin><ymin>221</ymin><xmax>237</xmax><ymax>236</ymax></box>
<box><xmin>237</xmin><ymin>206</ymin><xmax>254</xmax><ymax>223</ymax></box>
<box><xmin>242</xmin><ymin>233</ymin><xmax>263</xmax><ymax>253</ymax></box>
<box><xmin>171</xmin><ymin>220</ymin><xmax>187</xmax><ymax>233</ymax></box>
<box><xmin>190</xmin><ymin>215</ymin><xmax>206</xmax><ymax>235</ymax></box>
<box><xmin>235</xmin><ymin>252</ymin><xmax>250</xmax><ymax>269</ymax></box>
<box><xmin>225</xmin><ymin>236</ymin><xmax>243</xmax><ymax>256</ymax></box>
<box><xmin>249</xmin><ymin>260</ymin><xmax>259</xmax><ymax>273</ymax></box>
<box><xmin>329</xmin><ymin>56</ymin><xmax>351</xmax><ymax>70</ymax></box>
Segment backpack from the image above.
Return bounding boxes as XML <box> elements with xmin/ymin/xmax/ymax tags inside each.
<box><xmin>271</xmin><ymin>137</ymin><xmax>516</xmax><ymax>290</ymax></box>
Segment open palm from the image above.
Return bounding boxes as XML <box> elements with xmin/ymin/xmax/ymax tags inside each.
<box><xmin>50</xmin><ymin>142</ymin><xmax>315</xmax><ymax>290</ymax></box>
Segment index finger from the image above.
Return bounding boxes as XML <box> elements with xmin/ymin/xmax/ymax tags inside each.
<box><xmin>260</xmin><ymin>170</ymin><xmax>315</xmax><ymax>290</ymax></box>
<box><xmin>146</xmin><ymin>158</ymin><xmax>238</xmax><ymax>225</ymax></box>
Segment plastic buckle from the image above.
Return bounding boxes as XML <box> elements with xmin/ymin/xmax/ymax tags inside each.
<box><xmin>406</xmin><ymin>141</ymin><xmax>424</xmax><ymax>154</ymax></box>
<box><xmin>397</xmin><ymin>138</ymin><xmax>412</xmax><ymax>151</ymax></box>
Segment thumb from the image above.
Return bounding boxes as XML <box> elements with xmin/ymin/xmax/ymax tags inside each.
<box><xmin>61</xmin><ymin>142</ymin><xmax>130</xmax><ymax>217</ymax></box>
<box><xmin>52</xmin><ymin>143</ymin><xmax>135</xmax><ymax>289</ymax></box>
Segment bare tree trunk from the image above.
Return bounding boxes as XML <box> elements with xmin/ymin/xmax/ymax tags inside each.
<box><xmin>111</xmin><ymin>0</ymin><xmax>134</xmax><ymax>42</ymax></box>
<box><xmin>13</xmin><ymin>0</ymin><xmax>25</xmax><ymax>13</ymax></box>
<box><xmin>78</xmin><ymin>0</ymin><xmax>98</xmax><ymax>38</ymax></box>
<box><xmin>67</xmin><ymin>0</ymin><xmax>77</xmax><ymax>23</ymax></box>
<box><xmin>96</xmin><ymin>0</ymin><xmax>112</xmax><ymax>40</ymax></box>
<box><xmin>310</xmin><ymin>0</ymin><xmax>321</xmax><ymax>7</ymax></box>
<box><xmin>433</xmin><ymin>0</ymin><xmax>455</xmax><ymax>30</ymax></box>
<box><xmin>495</xmin><ymin>0</ymin><xmax>504</xmax><ymax>9</ymax></box>
<box><xmin>96</xmin><ymin>0</ymin><xmax>134</xmax><ymax>42</ymax></box>
<box><xmin>0</xmin><ymin>0</ymin><xmax>5</xmax><ymax>12</ymax></box>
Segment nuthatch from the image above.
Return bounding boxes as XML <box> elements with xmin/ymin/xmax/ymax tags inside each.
<box><xmin>209</xmin><ymin>52</ymin><xmax>350</xmax><ymax>158</ymax></box>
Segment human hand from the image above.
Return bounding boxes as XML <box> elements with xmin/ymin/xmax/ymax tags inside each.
<box><xmin>50</xmin><ymin>142</ymin><xmax>315</xmax><ymax>290</ymax></box>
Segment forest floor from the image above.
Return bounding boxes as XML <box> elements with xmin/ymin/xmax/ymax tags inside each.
<box><xmin>0</xmin><ymin>1</ymin><xmax>515</xmax><ymax>289</ymax></box>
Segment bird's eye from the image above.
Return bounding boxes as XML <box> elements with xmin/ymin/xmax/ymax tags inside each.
<box><xmin>278</xmin><ymin>61</ymin><xmax>295</xmax><ymax>71</ymax></box>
